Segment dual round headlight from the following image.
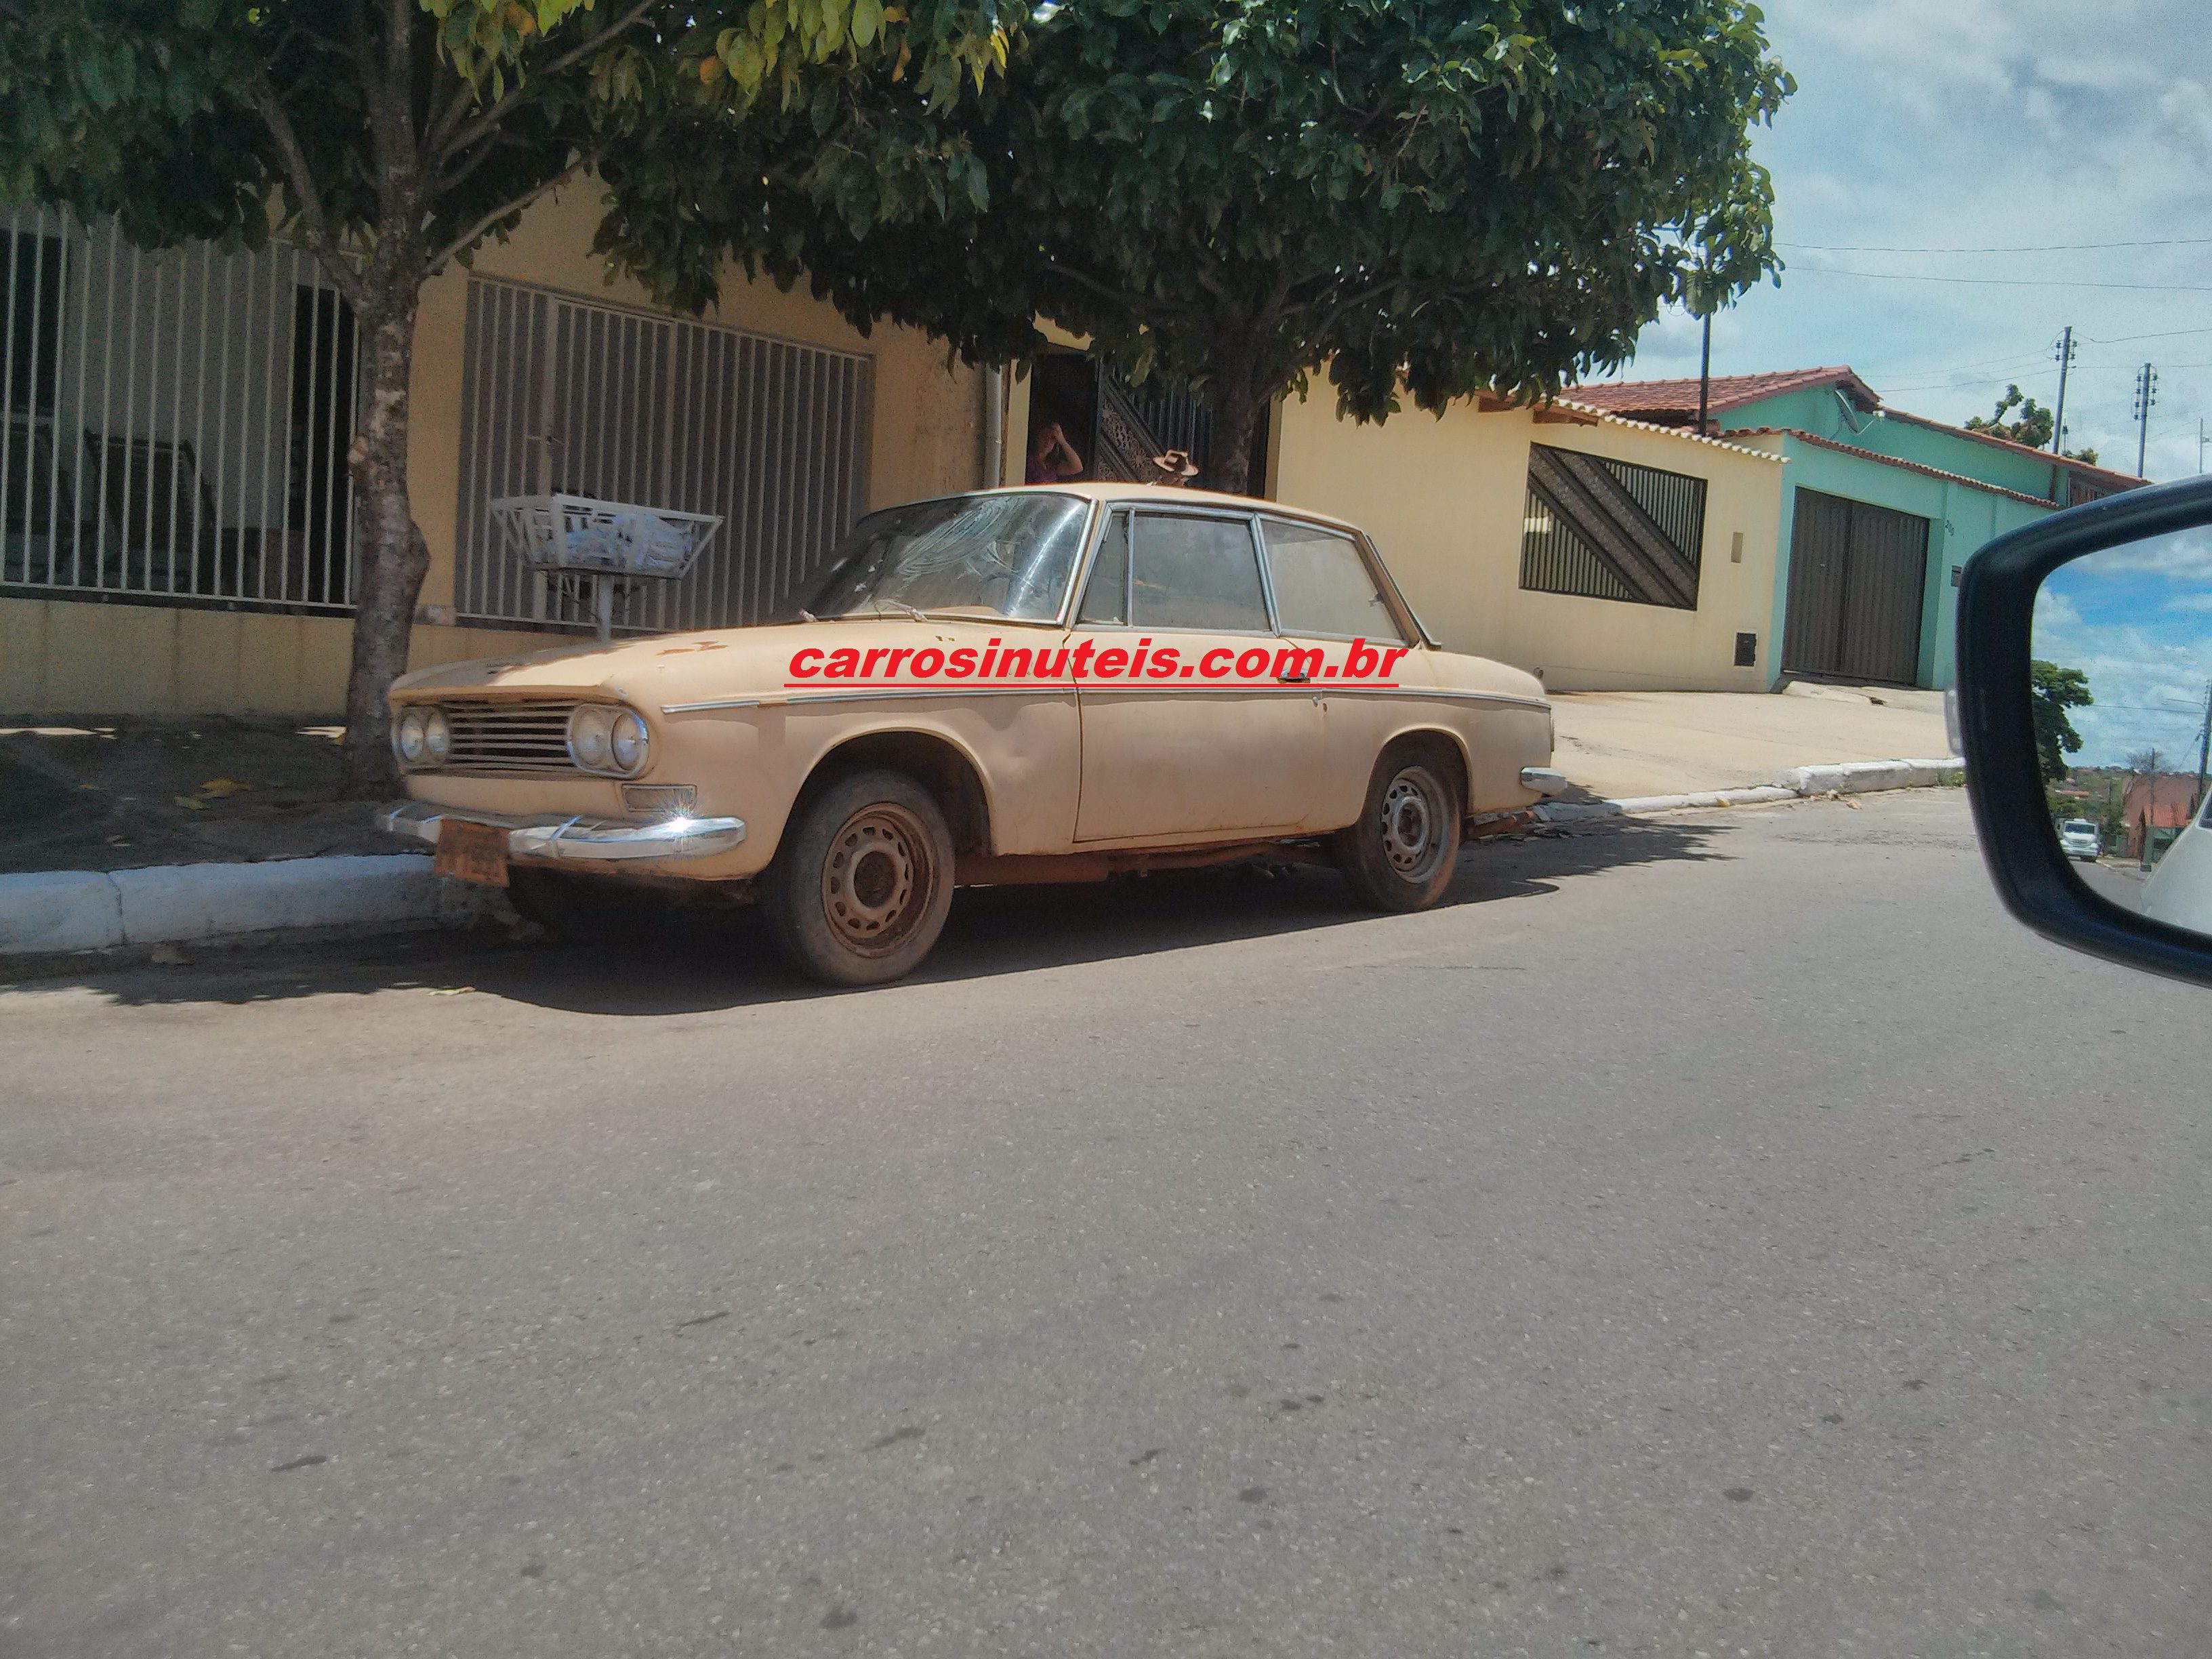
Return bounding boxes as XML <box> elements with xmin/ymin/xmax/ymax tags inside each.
<box><xmin>568</xmin><ymin>704</ymin><xmax>649</xmax><ymax>777</ymax></box>
<box><xmin>394</xmin><ymin>706</ymin><xmax>451</xmax><ymax>766</ymax></box>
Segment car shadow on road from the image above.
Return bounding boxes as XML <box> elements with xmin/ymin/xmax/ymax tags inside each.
<box><xmin>16</xmin><ymin>815</ymin><xmax>1734</xmax><ymax>1015</ymax></box>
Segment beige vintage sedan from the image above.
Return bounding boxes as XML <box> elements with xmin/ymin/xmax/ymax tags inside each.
<box><xmin>381</xmin><ymin>485</ymin><xmax>1563</xmax><ymax>984</ymax></box>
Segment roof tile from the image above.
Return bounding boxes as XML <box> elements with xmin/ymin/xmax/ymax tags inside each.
<box><xmin>1566</xmin><ymin>367</ymin><xmax>1877</xmax><ymax>419</ymax></box>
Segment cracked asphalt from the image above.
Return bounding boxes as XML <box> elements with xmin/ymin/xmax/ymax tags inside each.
<box><xmin>3</xmin><ymin>791</ymin><xmax>2207</xmax><ymax>1657</ymax></box>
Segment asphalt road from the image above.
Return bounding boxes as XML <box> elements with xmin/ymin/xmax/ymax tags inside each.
<box><xmin>4</xmin><ymin>792</ymin><xmax>2207</xmax><ymax>1658</ymax></box>
<box><xmin>2078</xmin><ymin>858</ymin><xmax>2150</xmax><ymax>914</ymax></box>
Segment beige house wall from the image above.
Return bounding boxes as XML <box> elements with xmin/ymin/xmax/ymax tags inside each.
<box><xmin>1270</xmin><ymin>394</ymin><xmax>1787</xmax><ymax>692</ymax></box>
<box><xmin>1</xmin><ymin>182</ymin><xmax>988</xmax><ymax>720</ymax></box>
<box><xmin>0</xmin><ymin>598</ymin><xmax>564</xmax><ymax>720</ymax></box>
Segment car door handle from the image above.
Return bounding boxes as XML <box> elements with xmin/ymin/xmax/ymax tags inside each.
<box><xmin>1276</xmin><ymin>670</ymin><xmax>1311</xmax><ymax>684</ymax></box>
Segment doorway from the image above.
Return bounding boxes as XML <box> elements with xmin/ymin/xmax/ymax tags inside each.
<box><xmin>1021</xmin><ymin>352</ymin><xmax>1267</xmax><ymax>494</ymax></box>
<box><xmin>1782</xmin><ymin>488</ymin><xmax>1931</xmax><ymax>686</ymax></box>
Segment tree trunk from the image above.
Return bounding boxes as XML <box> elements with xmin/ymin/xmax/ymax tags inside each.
<box><xmin>335</xmin><ymin>295</ymin><xmax>432</xmax><ymax>800</ymax></box>
<box><xmin>1202</xmin><ymin>359</ymin><xmax>1269</xmax><ymax>497</ymax></box>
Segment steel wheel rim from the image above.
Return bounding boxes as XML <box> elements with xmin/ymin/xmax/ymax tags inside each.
<box><xmin>821</xmin><ymin>803</ymin><xmax>933</xmax><ymax>956</ymax></box>
<box><xmin>1379</xmin><ymin>765</ymin><xmax>1448</xmax><ymax>880</ymax></box>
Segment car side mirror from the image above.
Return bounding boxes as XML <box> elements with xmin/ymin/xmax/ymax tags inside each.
<box><xmin>1957</xmin><ymin>473</ymin><xmax>2212</xmax><ymax>987</ymax></box>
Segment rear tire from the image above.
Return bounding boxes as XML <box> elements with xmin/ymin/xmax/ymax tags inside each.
<box><xmin>764</xmin><ymin>768</ymin><xmax>956</xmax><ymax>987</ymax></box>
<box><xmin>1329</xmin><ymin>745</ymin><xmax>1462</xmax><ymax>912</ymax></box>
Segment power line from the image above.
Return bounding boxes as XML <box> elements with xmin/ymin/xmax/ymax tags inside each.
<box><xmin>1864</xmin><ymin>349</ymin><xmax>2060</xmax><ymax>382</ymax></box>
<box><xmin>1866</xmin><ymin>351</ymin><xmax>2052</xmax><ymax>384</ymax></box>
<box><xmin>1888</xmin><ymin>359</ymin><xmax>2212</xmax><ymax>392</ymax></box>
<box><xmin>1792</xmin><ymin>267</ymin><xmax>2212</xmax><ymax>293</ymax></box>
<box><xmin>1876</xmin><ymin>354</ymin><xmax>2055</xmax><ymax>386</ymax></box>
<box><xmin>1780</xmin><ymin>235</ymin><xmax>2212</xmax><ymax>255</ymax></box>
<box><xmin>2089</xmin><ymin>327</ymin><xmax>2212</xmax><ymax>346</ymax></box>
<box><xmin>1856</xmin><ymin>335</ymin><xmax>2209</xmax><ymax>391</ymax></box>
<box><xmin>1880</xmin><ymin>369</ymin><xmax>2059</xmax><ymax>395</ymax></box>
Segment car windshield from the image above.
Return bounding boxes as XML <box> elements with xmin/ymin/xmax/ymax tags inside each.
<box><xmin>2063</xmin><ymin>821</ymin><xmax>2097</xmax><ymax>836</ymax></box>
<box><xmin>803</xmin><ymin>493</ymin><xmax>1092</xmax><ymax>622</ymax></box>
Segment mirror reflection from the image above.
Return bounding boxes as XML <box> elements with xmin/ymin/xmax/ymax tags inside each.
<box><xmin>2033</xmin><ymin>531</ymin><xmax>2212</xmax><ymax>936</ymax></box>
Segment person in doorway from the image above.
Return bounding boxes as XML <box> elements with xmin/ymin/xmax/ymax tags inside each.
<box><xmin>1026</xmin><ymin>420</ymin><xmax>1084</xmax><ymax>484</ymax></box>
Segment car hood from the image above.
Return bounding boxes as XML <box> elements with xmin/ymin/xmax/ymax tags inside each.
<box><xmin>390</xmin><ymin>618</ymin><xmax>1043</xmax><ymax>706</ymax></box>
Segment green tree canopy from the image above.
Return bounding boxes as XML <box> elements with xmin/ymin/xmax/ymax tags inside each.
<box><xmin>0</xmin><ymin>0</ymin><xmax>1017</xmax><ymax>792</ymax></box>
<box><xmin>603</xmin><ymin>0</ymin><xmax>1793</xmax><ymax>489</ymax></box>
<box><xmin>1965</xmin><ymin>384</ymin><xmax>2100</xmax><ymax>464</ymax></box>
<box><xmin>2030</xmin><ymin>658</ymin><xmax>2093</xmax><ymax>783</ymax></box>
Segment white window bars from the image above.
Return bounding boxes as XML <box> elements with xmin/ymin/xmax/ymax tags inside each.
<box><xmin>1</xmin><ymin>203</ymin><xmax>363</xmax><ymax>612</ymax></box>
<box><xmin>454</xmin><ymin>275</ymin><xmax>874</xmax><ymax>635</ymax></box>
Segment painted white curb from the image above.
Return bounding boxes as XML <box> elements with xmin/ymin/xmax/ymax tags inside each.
<box><xmin>0</xmin><ymin>870</ymin><xmax>128</xmax><ymax>954</ymax></box>
<box><xmin>1539</xmin><ymin>785</ymin><xmax>1800</xmax><ymax>822</ymax></box>
<box><xmin>1537</xmin><ymin>755</ymin><xmax>1965</xmax><ymax>825</ymax></box>
<box><xmin>1774</xmin><ymin>756</ymin><xmax>1966</xmax><ymax>796</ymax></box>
<box><xmin>1</xmin><ymin>854</ymin><xmax>442</xmax><ymax>956</ymax></box>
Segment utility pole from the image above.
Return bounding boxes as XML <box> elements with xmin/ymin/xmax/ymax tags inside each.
<box><xmin>2196</xmin><ymin>681</ymin><xmax>2212</xmax><ymax>820</ymax></box>
<box><xmin>2051</xmin><ymin>326</ymin><xmax>2075</xmax><ymax>455</ymax></box>
<box><xmin>2134</xmin><ymin>361</ymin><xmax>2158</xmax><ymax>478</ymax></box>
<box><xmin>1697</xmin><ymin>310</ymin><xmax>1712</xmax><ymax>436</ymax></box>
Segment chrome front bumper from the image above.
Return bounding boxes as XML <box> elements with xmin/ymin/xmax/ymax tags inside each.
<box><xmin>377</xmin><ymin>800</ymin><xmax>747</xmax><ymax>863</ymax></box>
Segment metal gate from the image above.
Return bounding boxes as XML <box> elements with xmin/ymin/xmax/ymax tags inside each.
<box><xmin>1782</xmin><ymin>489</ymin><xmax>1930</xmax><ymax>686</ymax></box>
<box><xmin>454</xmin><ymin>276</ymin><xmax>873</xmax><ymax>634</ymax></box>
<box><xmin>2</xmin><ymin>203</ymin><xmax>361</xmax><ymax>611</ymax></box>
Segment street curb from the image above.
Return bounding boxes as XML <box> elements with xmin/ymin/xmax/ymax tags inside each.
<box><xmin>0</xmin><ymin>854</ymin><xmax>456</xmax><ymax>955</ymax></box>
<box><xmin>1774</xmin><ymin>756</ymin><xmax>1966</xmax><ymax>796</ymax></box>
<box><xmin>1537</xmin><ymin>756</ymin><xmax>1965</xmax><ymax>824</ymax></box>
<box><xmin>1538</xmin><ymin>786</ymin><xmax>1801</xmax><ymax>822</ymax></box>
<box><xmin>2</xmin><ymin>753</ymin><xmax>1971</xmax><ymax>956</ymax></box>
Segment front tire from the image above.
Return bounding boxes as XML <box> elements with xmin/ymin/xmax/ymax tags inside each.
<box><xmin>1329</xmin><ymin>745</ymin><xmax>1462</xmax><ymax>912</ymax></box>
<box><xmin>764</xmin><ymin>768</ymin><xmax>956</xmax><ymax>986</ymax></box>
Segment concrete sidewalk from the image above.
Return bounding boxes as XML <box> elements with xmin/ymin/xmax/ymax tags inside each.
<box><xmin>1551</xmin><ymin>683</ymin><xmax>1950</xmax><ymax>802</ymax></box>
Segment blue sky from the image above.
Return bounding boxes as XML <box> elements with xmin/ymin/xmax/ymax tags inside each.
<box><xmin>2036</xmin><ymin>529</ymin><xmax>2212</xmax><ymax>769</ymax></box>
<box><xmin>1612</xmin><ymin>0</ymin><xmax>2212</xmax><ymax>484</ymax></box>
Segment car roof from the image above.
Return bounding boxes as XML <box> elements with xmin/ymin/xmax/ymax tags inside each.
<box><xmin>975</xmin><ymin>483</ymin><xmax>1364</xmax><ymax>535</ymax></box>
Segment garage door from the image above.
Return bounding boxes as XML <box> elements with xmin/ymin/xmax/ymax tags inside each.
<box><xmin>1782</xmin><ymin>489</ymin><xmax>1931</xmax><ymax>686</ymax></box>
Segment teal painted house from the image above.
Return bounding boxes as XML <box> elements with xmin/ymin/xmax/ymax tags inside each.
<box><xmin>1570</xmin><ymin>368</ymin><xmax>2144</xmax><ymax>690</ymax></box>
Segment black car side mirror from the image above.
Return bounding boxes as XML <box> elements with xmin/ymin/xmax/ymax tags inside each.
<box><xmin>1957</xmin><ymin>473</ymin><xmax>2212</xmax><ymax>987</ymax></box>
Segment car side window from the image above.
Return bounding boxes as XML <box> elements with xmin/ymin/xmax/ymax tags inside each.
<box><xmin>1130</xmin><ymin>513</ymin><xmax>1269</xmax><ymax>632</ymax></box>
<box><xmin>1261</xmin><ymin>518</ymin><xmax>1405</xmax><ymax>642</ymax></box>
<box><xmin>1078</xmin><ymin>512</ymin><xmax>1131</xmax><ymax>626</ymax></box>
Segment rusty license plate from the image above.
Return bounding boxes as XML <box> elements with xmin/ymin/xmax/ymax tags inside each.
<box><xmin>433</xmin><ymin>817</ymin><xmax>510</xmax><ymax>887</ymax></box>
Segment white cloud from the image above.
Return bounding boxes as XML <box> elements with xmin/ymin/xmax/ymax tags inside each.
<box><xmin>2031</xmin><ymin>610</ymin><xmax>2212</xmax><ymax>766</ymax></box>
<box><xmin>2034</xmin><ymin>539</ymin><xmax>2212</xmax><ymax>764</ymax></box>
<box><xmin>2158</xmin><ymin>80</ymin><xmax>2212</xmax><ymax>167</ymax></box>
<box><xmin>2034</xmin><ymin>587</ymin><xmax>2081</xmax><ymax>630</ymax></box>
<box><xmin>2075</xmin><ymin>531</ymin><xmax>2212</xmax><ymax>583</ymax></box>
<box><xmin>1645</xmin><ymin>3</ymin><xmax>2212</xmax><ymax>483</ymax></box>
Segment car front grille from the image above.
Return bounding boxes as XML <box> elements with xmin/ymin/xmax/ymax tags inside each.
<box><xmin>441</xmin><ymin>700</ymin><xmax>579</xmax><ymax>773</ymax></box>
